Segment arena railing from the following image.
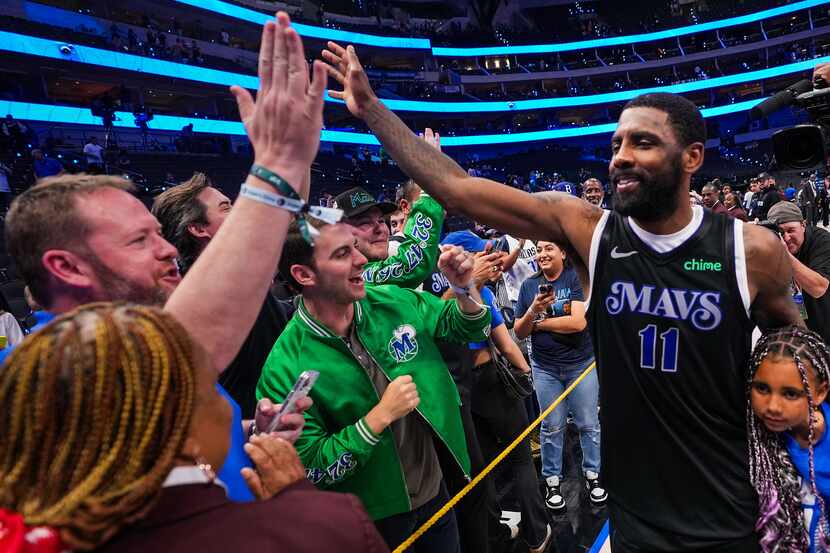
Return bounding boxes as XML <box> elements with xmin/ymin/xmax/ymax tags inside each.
<box><xmin>1</xmin><ymin>30</ymin><xmax>824</xmax><ymax>114</ymax></box>
<box><xmin>171</xmin><ymin>0</ymin><xmax>828</xmax><ymax>56</ymax></box>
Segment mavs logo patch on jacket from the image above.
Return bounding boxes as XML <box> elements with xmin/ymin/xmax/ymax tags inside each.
<box><xmin>388</xmin><ymin>324</ymin><xmax>419</xmax><ymax>362</ymax></box>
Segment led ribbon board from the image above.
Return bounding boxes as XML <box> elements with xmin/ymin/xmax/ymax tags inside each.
<box><xmin>432</xmin><ymin>0</ymin><xmax>830</xmax><ymax>56</ymax></box>
<box><xmin>171</xmin><ymin>0</ymin><xmax>829</xmax><ymax>56</ymax></box>
<box><xmin>172</xmin><ymin>0</ymin><xmax>431</xmax><ymax>50</ymax></box>
<box><xmin>0</xmin><ymin>31</ymin><xmax>822</xmax><ymax>113</ymax></box>
<box><xmin>1</xmin><ymin>97</ymin><xmax>763</xmax><ymax>146</ymax></box>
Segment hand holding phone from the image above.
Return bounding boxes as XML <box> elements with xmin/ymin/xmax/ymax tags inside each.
<box><xmin>264</xmin><ymin>370</ymin><xmax>319</xmax><ymax>434</ymax></box>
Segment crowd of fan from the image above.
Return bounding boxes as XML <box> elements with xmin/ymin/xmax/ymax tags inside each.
<box><xmin>3</xmin><ymin>15</ymin><xmax>830</xmax><ymax>553</ymax></box>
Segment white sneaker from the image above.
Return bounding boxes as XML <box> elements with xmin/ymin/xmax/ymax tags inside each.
<box><xmin>585</xmin><ymin>470</ymin><xmax>608</xmax><ymax>505</ymax></box>
<box><xmin>544</xmin><ymin>475</ymin><xmax>566</xmax><ymax>511</ymax></box>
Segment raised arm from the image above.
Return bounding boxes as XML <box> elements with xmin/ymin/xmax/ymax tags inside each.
<box><xmin>321</xmin><ymin>42</ymin><xmax>601</xmax><ymax>268</ymax></box>
<box><xmin>165</xmin><ymin>13</ymin><xmax>327</xmax><ymax>372</ymax></box>
<box><xmin>745</xmin><ymin>223</ymin><xmax>803</xmax><ymax>330</ymax></box>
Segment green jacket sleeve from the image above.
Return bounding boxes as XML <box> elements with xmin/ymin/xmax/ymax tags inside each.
<box><xmin>256</xmin><ymin>343</ymin><xmax>382</xmax><ymax>489</ymax></box>
<box><xmin>362</xmin><ymin>193</ymin><xmax>445</xmax><ymax>289</ymax></box>
<box><xmin>411</xmin><ymin>288</ymin><xmax>491</xmax><ymax>344</ymax></box>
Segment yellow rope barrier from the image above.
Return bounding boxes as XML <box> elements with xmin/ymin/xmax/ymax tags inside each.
<box><xmin>392</xmin><ymin>361</ymin><xmax>597</xmax><ymax>553</ymax></box>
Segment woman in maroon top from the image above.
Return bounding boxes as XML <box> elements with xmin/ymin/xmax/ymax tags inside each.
<box><xmin>0</xmin><ymin>303</ymin><xmax>388</xmax><ymax>553</ymax></box>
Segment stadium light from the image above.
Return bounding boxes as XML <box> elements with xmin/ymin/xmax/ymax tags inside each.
<box><xmin>0</xmin><ymin>98</ymin><xmax>763</xmax><ymax>146</ymax></box>
<box><xmin>0</xmin><ymin>31</ymin><xmax>823</xmax><ymax>114</ymax></box>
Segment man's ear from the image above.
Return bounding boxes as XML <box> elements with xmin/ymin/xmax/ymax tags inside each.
<box><xmin>187</xmin><ymin>223</ymin><xmax>212</xmax><ymax>240</ymax></box>
<box><xmin>41</xmin><ymin>249</ymin><xmax>96</xmax><ymax>289</ymax></box>
<box><xmin>290</xmin><ymin>264</ymin><xmax>317</xmax><ymax>288</ymax></box>
<box><xmin>399</xmin><ymin>199</ymin><xmax>411</xmax><ymax>215</ymax></box>
<box><xmin>683</xmin><ymin>143</ymin><xmax>705</xmax><ymax>174</ymax></box>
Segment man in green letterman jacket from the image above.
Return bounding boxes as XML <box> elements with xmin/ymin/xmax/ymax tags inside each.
<box><xmin>257</xmin><ymin>219</ymin><xmax>490</xmax><ymax>551</ymax></box>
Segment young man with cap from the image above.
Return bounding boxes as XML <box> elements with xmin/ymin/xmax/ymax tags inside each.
<box><xmin>769</xmin><ymin>201</ymin><xmax>830</xmax><ymax>343</ymax></box>
<box><xmin>334</xmin><ymin>185</ymin><xmax>445</xmax><ymax>289</ymax></box>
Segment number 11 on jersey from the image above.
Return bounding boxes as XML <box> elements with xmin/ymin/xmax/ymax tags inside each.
<box><xmin>638</xmin><ymin>325</ymin><xmax>680</xmax><ymax>373</ymax></box>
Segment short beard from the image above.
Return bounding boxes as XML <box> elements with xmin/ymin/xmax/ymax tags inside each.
<box><xmin>611</xmin><ymin>156</ymin><xmax>684</xmax><ymax>222</ymax></box>
<box><xmin>86</xmin><ymin>253</ymin><xmax>168</xmax><ymax>306</ymax></box>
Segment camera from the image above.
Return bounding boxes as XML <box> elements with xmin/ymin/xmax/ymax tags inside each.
<box><xmin>762</xmin><ymin>77</ymin><xmax>830</xmax><ymax>171</ymax></box>
<box><xmin>59</xmin><ymin>44</ymin><xmax>74</xmax><ymax>55</ymax></box>
<box><xmin>538</xmin><ymin>283</ymin><xmax>553</xmax><ymax>295</ymax></box>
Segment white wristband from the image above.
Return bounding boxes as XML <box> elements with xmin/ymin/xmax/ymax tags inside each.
<box><xmin>238</xmin><ymin>184</ymin><xmax>343</xmax><ymax>224</ymax></box>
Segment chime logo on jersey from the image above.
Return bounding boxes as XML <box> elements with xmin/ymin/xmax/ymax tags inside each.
<box><xmin>388</xmin><ymin>324</ymin><xmax>419</xmax><ymax>362</ymax></box>
<box><xmin>605</xmin><ymin>281</ymin><xmax>723</xmax><ymax>331</ymax></box>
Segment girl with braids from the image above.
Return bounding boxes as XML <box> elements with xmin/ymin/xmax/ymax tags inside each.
<box><xmin>0</xmin><ymin>303</ymin><xmax>388</xmax><ymax>553</ymax></box>
<box><xmin>748</xmin><ymin>325</ymin><xmax>830</xmax><ymax>552</ymax></box>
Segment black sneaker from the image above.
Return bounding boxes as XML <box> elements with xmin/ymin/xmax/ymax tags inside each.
<box><xmin>544</xmin><ymin>475</ymin><xmax>566</xmax><ymax>511</ymax></box>
<box><xmin>585</xmin><ymin>471</ymin><xmax>608</xmax><ymax>505</ymax></box>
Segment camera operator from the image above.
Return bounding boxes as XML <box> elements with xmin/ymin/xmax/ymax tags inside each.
<box><xmin>768</xmin><ymin>202</ymin><xmax>830</xmax><ymax>343</ymax></box>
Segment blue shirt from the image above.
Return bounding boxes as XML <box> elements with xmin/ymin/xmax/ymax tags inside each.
<box><xmin>787</xmin><ymin>403</ymin><xmax>830</xmax><ymax>553</ymax></box>
<box><xmin>515</xmin><ymin>268</ymin><xmax>593</xmax><ymax>370</ymax></box>
<box><xmin>34</xmin><ymin>157</ymin><xmax>63</xmax><ymax>179</ymax></box>
<box><xmin>786</xmin><ymin>402</ymin><xmax>830</xmax><ymax>501</ymax></box>
<box><xmin>469</xmin><ymin>287</ymin><xmax>504</xmax><ymax>350</ymax></box>
<box><xmin>0</xmin><ymin>310</ymin><xmax>255</xmax><ymax>502</ymax></box>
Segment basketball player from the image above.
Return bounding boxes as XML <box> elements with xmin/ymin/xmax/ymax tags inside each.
<box><xmin>322</xmin><ymin>43</ymin><xmax>801</xmax><ymax>551</ymax></box>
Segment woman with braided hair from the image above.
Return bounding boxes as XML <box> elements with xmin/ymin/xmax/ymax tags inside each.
<box><xmin>748</xmin><ymin>325</ymin><xmax>830</xmax><ymax>552</ymax></box>
<box><xmin>0</xmin><ymin>303</ymin><xmax>388</xmax><ymax>553</ymax></box>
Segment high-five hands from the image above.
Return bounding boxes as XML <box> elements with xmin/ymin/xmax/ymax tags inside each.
<box><xmin>321</xmin><ymin>41</ymin><xmax>378</xmax><ymax>119</ymax></box>
<box><xmin>231</xmin><ymin>12</ymin><xmax>327</xmax><ymax>187</ymax></box>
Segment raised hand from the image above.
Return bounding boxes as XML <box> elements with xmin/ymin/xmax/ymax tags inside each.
<box><xmin>472</xmin><ymin>250</ymin><xmax>504</xmax><ymax>287</ymax></box>
<box><xmin>230</xmin><ymin>12</ymin><xmax>327</xmax><ymax>189</ymax></box>
<box><xmin>321</xmin><ymin>41</ymin><xmax>378</xmax><ymax>119</ymax></box>
<box><xmin>420</xmin><ymin>128</ymin><xmax>441</xmax><ymax>151</ymax></box>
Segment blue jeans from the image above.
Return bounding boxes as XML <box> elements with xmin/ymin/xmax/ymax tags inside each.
<box><xmin>531</xmin><ymin>356</ymin><xmax>601</xmax><ymax>478</ymax></box>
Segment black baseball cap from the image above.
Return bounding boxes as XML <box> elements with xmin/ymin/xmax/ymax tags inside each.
<box><xmin>334</xmin><ymin>187</ymin><xmax>397</xmax><ymax>219</ymax></box>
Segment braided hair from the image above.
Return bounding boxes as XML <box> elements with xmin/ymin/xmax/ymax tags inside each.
<box><xmin>748</xmin><ymin>326</ymin><xmax>830</xmax><ymax>552</ymax></box>
<box><xmin>0</xmin><ymin>303</ymin><xmax>197</xmax><ymax>550</ymax></box>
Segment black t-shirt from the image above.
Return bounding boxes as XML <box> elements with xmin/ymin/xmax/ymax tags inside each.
<box><xmin>797</xmin><ymin>226</ymin><xmax>830</xmax><ymax>345</ymax></box>
<box><xmin>588</xmin><ymin>210</ymin><xmax>756</xmax><ymax>549</ymax></box>
<box><xmin>219</xmin><ymin>293</ymin><xmax>294</xmax><ymax>418</ymax></box>
<box><xmin>755</xmin><ymin>188</ymin><xmax>781</xmax><ymax>221</ymax></box>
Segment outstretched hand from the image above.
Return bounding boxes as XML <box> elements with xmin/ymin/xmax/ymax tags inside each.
<box><xmin>230</xmin><ymin>12</ymin><xmax>326</xmax><ymax>186</ymax></box>
<box><xmin>321</xmin><ymin>41</ymin><xmax>378</xmax><ymax>119</ymax></box>
<box><xmin>420</xmin><ymin>128</ymin><xmax>441</xmax><ymax>151</ymax></box>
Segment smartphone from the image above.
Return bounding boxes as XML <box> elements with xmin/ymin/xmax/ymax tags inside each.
<box><xmin>264</xmin><ymin>370</ymin><xmax>319</xmax><ymax>434</ymax></box>
<box><xmin>538</xmin><ymin>283</ymin><xmax>553</xmax><ymax>295</ymax></box>
<box><xmin>547</xmin><ymin>299</ymin><xmax>572</xmax><ymax>318</ymax></box>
